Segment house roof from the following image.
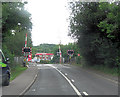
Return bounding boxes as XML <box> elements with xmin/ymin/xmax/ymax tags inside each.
<box><xmin>35</xmin><ymin>53</ymin><xmax>54</xmax><ymax>56</ymax></box>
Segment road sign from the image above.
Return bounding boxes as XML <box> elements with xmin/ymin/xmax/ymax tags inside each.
<box><xmin>57</xmin><ymin>52</ymin><xmax>59</xmax><ymax>56</ymax></box>
<box><xmin>67</xmin><ymin>50</ymin><xmax>74</xmax><ymax>55</ymax></box>
<box><xmin>24</xmin><ymin>48</ymin><xmax>30</xmax><ymax>52</ymax></box>
<box><xmin>22</xmin><ymin>47</ymin><xmax>31</xmax><ymax>53</ymax></box>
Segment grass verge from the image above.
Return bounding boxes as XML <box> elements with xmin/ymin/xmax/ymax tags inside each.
<box><xmin>87</xmin><ymin>65</ymin><xmax>118</xmax><ymax>76</ymax></box>
<box><xmin>73</xmin><ymin>63</ymin><xmax>118</xmax><ymax>76</ymax></box>
<box><xmin>10</xmin><ymin>64</ymin><xmax>27</xmax><ymax>81</ymax></box>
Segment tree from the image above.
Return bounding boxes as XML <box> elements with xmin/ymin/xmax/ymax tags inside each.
<box><xmin>2</xmin><ymin>2</ymin><xmax>32</xmax><ymax>39</ymax></box>
<box><xmin>52</xmin><ymin>43</ymin><xmax>80</xmax><ymax>63</ymax></box>
<box><xmin>2</xmin><ymin>2</ymin><xmax>32</xmax><ymax>62</ymax></box>
<box><xmin>98</xmin><ymin>2</ymin><xmax>120</xmax><ymax>45</ymax></box>
<box><xmin>68</xmin><ymin>1</ymin><xmax>120</xmax><ymax>67</ymax></box>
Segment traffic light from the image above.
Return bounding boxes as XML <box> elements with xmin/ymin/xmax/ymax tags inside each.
<box><xmin>67</xmin><ymin>50</ymin><xmax>74</xmax><ymax>55</ymax></box>
<box><xmin>24</xmin><ymin>48</ymin><xmax>31</xmax><ymax>52</ymax></box>
<box><xmin>22</xmin><ymin>47</ymin><xmax>32</xmax><ymax>53</ymax></box>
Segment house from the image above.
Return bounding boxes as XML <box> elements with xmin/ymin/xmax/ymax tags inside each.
<box><xmin>35</xmin><ymin>53</ymin><xmax>54</xmax><ymax>61</ymax></box>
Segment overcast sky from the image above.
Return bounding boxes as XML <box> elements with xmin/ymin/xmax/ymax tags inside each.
<box><xmin>25</xmin><ymin>0</ymin><xmax>76</xmax><ymax>46</ymax></box>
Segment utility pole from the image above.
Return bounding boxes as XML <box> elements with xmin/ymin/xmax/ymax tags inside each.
<box><xmin>24</xmin><ymin>33</ymin><xmax>27</xmax><ymax>58</ymax></box>
<box><xmin>22</xmin><ymin>33</ymin><xmax>32</xmax><ymax>66</ymax></box>
<box><xmin>22</xmin><ymin>33</ymin><xmax>28</xmax><ymax>66</ymax></box>
<box><xmin>25</xmin><ymin>33</ymin><xmax>27</xmax><ymax>48</ymax></box>
<box><xmin>59</xmin><ymin>41</ymin><xmax>62</xmax><ymax>64</ymax></box>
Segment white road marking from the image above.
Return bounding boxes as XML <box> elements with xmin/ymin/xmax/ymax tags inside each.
<box><xmin>37</xmin><ymin>64</ymin><xmax>54</xmax><ymax>70</ymax></box>
<box><xmin>32</xmin><ymin>89</ymin><xmax>36</xmax><ymax>92</ymax></box>
<box><xmin>26</xmin><ymin>65</ymin><xmax>29</xmax><ymax>68</ymax></box>
<box><xmin>65</xmin><ymin>73</ymin><xmax>67</xmax><ymax>75</ymax></box>
<box><xmin>37</xmin><ymin>64</ymin><xmax>42</xmax><ymax>67</ymax></box>
<box><xmin>83</xmin><ymin>92</ymin><xmax>88</xmax><ymax>96</ymax></box>
<box><xmin>62</xmin><ymin>65</ymin><xmax>71</xmax><ymax>68</ymax></box>
<box><xmin>50</xmin><ymin>65</ymin><xmax>82</xmax><ymax>97</ymax></box>
<box><xmin>71</xmin><ymin>79</ymin><xmax>75</xmax><ymax>82</ymax></box>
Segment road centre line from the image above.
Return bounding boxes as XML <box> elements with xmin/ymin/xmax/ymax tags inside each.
<box><xmin>71</xmin><ymin>79</ymin><xmax>75</xmax><ymax>82</ymax></box>
<box><xmin>32</xmin><ymin>89</ymin><xmax>36</xmax><ymax>92</ymax></box>
<box><xmin>83</xmin><ymin>92</ymin><xmax>88</xmax><ymax>96</ymax></box>
<box><xmin>50</xmin><ymin>65</ymin><xmax>82</xmax><ymax>97</ymax></box>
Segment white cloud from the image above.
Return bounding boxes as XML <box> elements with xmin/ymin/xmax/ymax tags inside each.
<box><xmin>25</xmin><ymin>0</ymin><xmax>75</xmax><ymax>46</ymax></box>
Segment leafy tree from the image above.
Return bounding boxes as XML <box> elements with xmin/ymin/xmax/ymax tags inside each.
<box><xmin>68</xmin><ymin>1</ymin><xmax>120</xmax><ymax>67</ymax></box>
<box><xmin>2</xmin><ymin>2</ymin><xmax>32</xmax><ymax>39</ymax></box>
<box><xmin>32</xmin><ymin>43</ymin><xmax>80</xmax><ymax>64</ymax></box>
<box><xmin>97</xmin><ymin>2</ymin><xmax>120</xmax><ymax>44</ymax></box>
<box><xmin>2</xmin><ymin>2</ymin><xmax>32</xmax><ymax>63</ymax></box>
<box><xmin>52</xmin><ymin>43</ymin><xmax>80</xmax><ymax>63</ymax></box>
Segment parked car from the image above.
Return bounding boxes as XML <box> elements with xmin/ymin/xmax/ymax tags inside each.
<box><xmin>0</xmin><ymin>49</ymin><xmax>10</xmax><ymax>86</ymax></box>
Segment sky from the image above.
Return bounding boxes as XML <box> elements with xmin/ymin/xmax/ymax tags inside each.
<box><xmin>25</xmin><ymin>0</ymin><xmax>76</xmax><ymax>46</ymax></box>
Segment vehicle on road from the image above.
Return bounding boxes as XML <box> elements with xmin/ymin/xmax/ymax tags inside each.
<box><xmin>0</xmin><ymin>49</ymin><xmax>11</xmax><ymax>86</ymax></box>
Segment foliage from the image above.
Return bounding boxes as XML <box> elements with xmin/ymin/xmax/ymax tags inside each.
<box><xmin>76</xmin><ymin>56</ymin><xmax>82</xmax><ymax>64</ymax></box>
<box><xmin>2</xmin><ymin>2</ymin><xmax>32</xmax><ymax>38</ymax></box>
<box><xmin>86</xmin><ymin>64</ymin><xmax>118</xmax><ymax>76</ymax></box>
<box><xmin>10</xmin><ymin>64</ymin><xmax>27</xmax><ymax>81</ymax></box>
<box><xmin>2</xmin><ymin>44</ymin><xmax>14</xmax><ymax>65</ymax></box>
<box><xmin>98</xmin><ymin>2</ymin><xmax>120</xmax><ymax>42</ymax></box>
<box><xmin>39</xmin><ymin>60</ymin><xmax>51</xmax><ymax>64</ymax></box>
<box><xmin>32</xmin><ymin>44</ymin><xmax>56</xmax><ymax>57</ymax></box>
<box><xmin>2</xmin><ymin>2</ymin><xmax>32</xmax><ymax>60</ymax></box>
<box><xmin>68</xmin><ymin>1</ymin><xmax>120</xmax><ymax>68</ymax></box>
<box><xmin>52</xmin><ymin>43</ymin><xmax>81</xmax><ymax>64</ymax></box>
<box><xmin>32</xmin><ymin>43</ymin><xmax>81</xmax><ymax>64</ymax></box>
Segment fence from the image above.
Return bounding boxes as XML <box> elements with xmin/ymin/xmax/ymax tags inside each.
<box><xmin>14</xmin><ymin>56</ymin><xmax>24</xmax><ymax>64</ymax></box>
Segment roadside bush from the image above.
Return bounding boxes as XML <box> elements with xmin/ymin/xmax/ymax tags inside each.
<box><xmin>2</xmin><ymin>44</ymin><xmax>14</xmax><ymax>67</ymax></box>
<box><xmin>76</xmin><ymin>56</ymin><xmax>82</xmax><ymax>64</ymax></box>
<box><xmin>40</xmin><ymin>60</ymin><xmax>51</xmax><ymax>64</ymax></box>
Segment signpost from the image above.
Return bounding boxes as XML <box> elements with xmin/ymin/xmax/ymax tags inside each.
<box><xmin>22</xmin><ymin>47</ymin><xmax>32</xmax><ymax>55</ymax></box>
<box><xmin>67</xmin><ymin>50</ymin><xmax>74</xmax><ymax>63</ymax></box>
<box><xmin>22</xmin><ymin>33</ymin><xmax>32</xmax><ymax>66</ymax></box>
<box><xmin>67</xmin><ymin>50</ymin><xmax>74</xmax><ymax>56</ymax></box>
<box><xmin>59</xmin><ymin>45</ymin><xmax>62</xmax><ymax>64</ymax></box>
<box><xmin>57</xmin><ymin>41</ymin><xmax>62</xmax><ymax>64</ymax></box>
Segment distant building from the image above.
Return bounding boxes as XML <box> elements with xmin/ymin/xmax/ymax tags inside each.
<box><xmin>35</xmin><ymin>53</ymin><xmax>54</xmax><ymax>61</ymax></box>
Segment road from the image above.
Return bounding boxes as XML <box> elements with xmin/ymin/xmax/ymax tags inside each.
<box><xmin>25</xmin><ymin>64</ymin><xmax>118</xmax><ymax>96</ymax></box>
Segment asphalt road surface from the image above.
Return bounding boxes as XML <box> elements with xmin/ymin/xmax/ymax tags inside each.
<box><xmin>25</xmin><ymin>64</ymin><xmax>118</xmax><ymax>96</ymax></box>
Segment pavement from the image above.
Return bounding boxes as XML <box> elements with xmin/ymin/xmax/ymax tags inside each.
<box><xmin>1</xmin><ymin>63</ymin><xmax>38</xmax><ymax>96</ymax></box>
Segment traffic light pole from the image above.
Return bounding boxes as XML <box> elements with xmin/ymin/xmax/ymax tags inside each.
<box><xmin>25</xmin><ymin>33</ymin><xmax>27</xmax><ymax>47</ymax></box>
<box><xmin>59</xmin><ymin>45</ymin><xmax>62</xmax><ymax>64</ymax></box>
<box><xmin>23</xmin><ymin>33</ymin><xmax>27</xmax><ymax>67</ymax></box>
<box><xmin>24</xmin><ymin>33</ymin><xmax>27</xmax><ymax>57</ymax></box>
<box><xmin>67</xmin><ymin>50</ymin><xmax>74</xmax><ymax>64</ymax></box>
